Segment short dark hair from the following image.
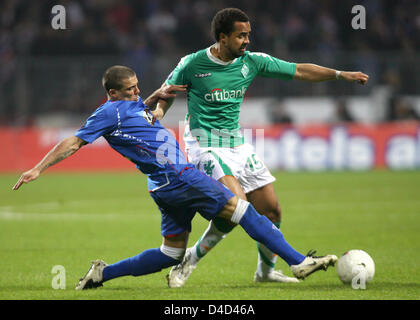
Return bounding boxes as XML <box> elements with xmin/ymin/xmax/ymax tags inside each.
<box><xmin>102</xmin><ymin>65</ymin><xmax>136</xmax><ymax>92</ymax></box>
<box><xmin>211</xmin><ymin>8</ymin><xmax>249</xmax><ymax>41</ymax></box>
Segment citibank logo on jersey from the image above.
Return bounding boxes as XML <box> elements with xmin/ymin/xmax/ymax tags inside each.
<box><xmin>204</xmin><ymin>86</ymin><xmax>246</xmax><ymax>102</ymax></box>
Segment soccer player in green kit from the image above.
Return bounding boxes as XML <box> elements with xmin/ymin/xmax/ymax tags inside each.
<box><xmin>153</xmin><ymin>8</ymin><xmax>369</xmax><ymax>287</ymax></box>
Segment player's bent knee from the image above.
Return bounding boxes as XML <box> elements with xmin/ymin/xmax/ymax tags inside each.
<box><xmin>212</xmin><ymin>216</ymin><xmax>236</xmax><ymax>233</ymax></box>
<box><xmin>162</xmin><ymin>231</ymin><xmax>189</xmax><ymax>254</ymax></box>
<box><xmin>218</xmin><ymin>197</ymin><xmax>250</xmax><ymax>225</ymax></box>
<box><xmin>217</xmin><ymin>195</ymin><xmax>238</xmax><ymax>220</ymax></box>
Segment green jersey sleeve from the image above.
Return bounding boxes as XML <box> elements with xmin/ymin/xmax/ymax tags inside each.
<box><xmin>247</xmin><ymin>52</ymin><xmax>296</xmax><ymax>80</ymax></box>
<box><xmin>165</xmin><ymin>54</ymin><xmax>192</xmax><ymax>86</ymax></box>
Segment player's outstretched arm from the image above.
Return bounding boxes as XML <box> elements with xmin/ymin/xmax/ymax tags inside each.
<box><xmin>294</xmin><ymin>63</ymin><xmax>369</xmax><ymax>85</ymax></box>
<box><xmin>12</xmin><ymin>136</ymin><xmax>87</xmax><ymax>190</ymax></box>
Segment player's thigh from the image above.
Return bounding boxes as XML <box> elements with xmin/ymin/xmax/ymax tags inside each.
<box><xmin>193</xmin><ymin>150</ymin><xmax>228</xmax><ymax>181</ymax></box>
<box><xmin>216</xmin><ymin>195</ymin><xmax>239</xmax><ymax>221</ymax></box>
<box><xmin>214</xmin><ymin>176</ymin><xmax>244</xmax><ymax>228</ymax></box>
<box><xmin>218</xmin><ymin>175</ymin><xmax>247</xmax><ymax>200</ymax></box>
<box><xmin>194</xmin><ymin>149</ymin><xmax>247</xmax><ymax>199</ymax></box>
<box><xmin>150</xmin><ymin>190</ymin><xmax>196</xmax><ymax>240</ymax></box>
<box><xmin>246</xmin><ymin>183</ymin><xmax>281</xmax><ymax>222</ymax></box>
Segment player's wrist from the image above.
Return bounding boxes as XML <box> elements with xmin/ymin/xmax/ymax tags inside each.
<box><xmin>335</xmin><ymin>70</ymin><xmax>342</xmax><ymax>80</ymax></box>
<box><xmin>151</xmin><ymin>108</ymin><xmax>163</xmax><ymax>120</ymax></box>
<box><xmin>31</xmin><ymin>166</ymin><xmax>43</xmax><ymax>176</ymax></box>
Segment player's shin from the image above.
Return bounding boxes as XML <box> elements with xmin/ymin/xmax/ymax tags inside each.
<box><xmin>256</xmin><ymin>231</ymin><xmax>279</xmax><ymax>276</ymax></box>
<box><xmin>102</xmin><ymin>246</ymin><xmax>183</xmax><ymax>281</ymax></box>
<box><xmin>190</xmin><ymin>217</ymin><xmax>233</xmax><ymax>263</ymax></box>
<box><xmin>231</xmin><ymin>199</ymin><xmax>305</xmax><ymax>266</ymax></box>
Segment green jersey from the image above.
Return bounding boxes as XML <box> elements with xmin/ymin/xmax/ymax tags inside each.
<box><xmin>166</xmin><ymin>46</ymin><xmax>296</xmax><ymax>147</ymax></box>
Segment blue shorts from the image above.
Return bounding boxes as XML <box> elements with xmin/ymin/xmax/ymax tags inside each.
<box><xmin>148</xmin><ymin>167</ymin><xmax>234</xmax><ymax>237</ymax></box>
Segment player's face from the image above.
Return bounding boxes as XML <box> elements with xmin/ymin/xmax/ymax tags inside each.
<box><xmin>223</xmin><ymin>21</ymin><xmax>251</xmax><ymax>58</ymax></box>
<box><xmin>110</xmin><ymin>76</ymin><xmax>140</xmax><ymax>101</ymax></box>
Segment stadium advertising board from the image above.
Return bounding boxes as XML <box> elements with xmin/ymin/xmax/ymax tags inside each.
<box><xmin>1</xmin><ymin>122</ymin><xmax>419</xmax><ymax>172</ymax></box>
<box><xmin>256</xmin><ymin>122</ymin><xmax>420</xmax><ymax>171</ymax></box>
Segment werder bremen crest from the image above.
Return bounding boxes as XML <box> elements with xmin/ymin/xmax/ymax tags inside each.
<box><xmin>241</xmin><ymin>63</ymin><xmax>249</xmax><ymax>78</ymax></box>
<box><xmin>203</xmin><ymin>160</ymin><xmax>215</xmax><ymax>176</ymax></box>
<box><xmin>142</xmin><ymin>109</ymin><xmax>155</xmax><ymax>125</ymax></box>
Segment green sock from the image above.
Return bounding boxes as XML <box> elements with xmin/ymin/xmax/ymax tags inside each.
<box><xmin>192</xmin><ymin>218</ymin><xmax>234</xmax><ymax>262</ymax></box>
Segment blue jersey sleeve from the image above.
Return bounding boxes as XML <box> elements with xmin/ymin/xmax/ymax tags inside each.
<box><xmin>75</xmin><ymin>105</ymin><xmax>117</xmax><ymax>144</ymax></box>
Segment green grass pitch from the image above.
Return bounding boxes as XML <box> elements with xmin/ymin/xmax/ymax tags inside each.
<box><xmin>1</xmin><ymin>170</ymin><xmax>419</xmax><ymax>300</ymax></box>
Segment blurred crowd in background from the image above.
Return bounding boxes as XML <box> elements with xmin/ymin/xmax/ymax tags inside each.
<box><xmin>2</xmin><ymin>0</ymin><xmax>419</xmax><ymax>58</ymax></box>
<box><xmin>0</xmin><ymin>0</ymin><xmax>419</xmax><ymax>126</ymax></box>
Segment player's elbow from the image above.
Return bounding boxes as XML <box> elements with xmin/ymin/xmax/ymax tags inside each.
<box><xmin>65</xmin><ymin>136</ymin><xmax>87</xmax><ymax>153</ymax></box>
<box><xmin>294</xmin><ymin>64</ymin><xmax>312</xmax><ymax>81</ymax></box>
<box><xmin>294</xmin><ymin>64</ymin><xmax>305</xmax><ymax>81</ymax></box>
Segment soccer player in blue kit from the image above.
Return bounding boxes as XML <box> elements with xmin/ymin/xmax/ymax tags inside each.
<box><xmin>13</xmin><ymin>65</ymin><xmax>337</xmax><ymax>289</ymax></box>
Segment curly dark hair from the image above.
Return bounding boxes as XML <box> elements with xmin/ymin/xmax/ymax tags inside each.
<box><xmin>211</xmin><ymin>8</ymin><xmax>249</xmax><ymax>41</ymax></box>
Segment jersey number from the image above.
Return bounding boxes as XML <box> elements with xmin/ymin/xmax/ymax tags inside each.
<box><xmin>247</xmin><ymin>154</ymin><xmax>263</xmax><ymax>172</ymax></box>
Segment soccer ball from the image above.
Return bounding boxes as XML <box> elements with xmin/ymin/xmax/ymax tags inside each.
<box><xmin>337</xmin><ymin>250</ymin><xmax>375</xmax><ymax>285</ymax></box>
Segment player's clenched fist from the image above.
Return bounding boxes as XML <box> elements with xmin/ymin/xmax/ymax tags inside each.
<box><xmin>340</xmin><ymin>71</ymin><xmax>369</xmax><ymax>85</ymax></box>
<box><xmin>159</xmin><ymin>84</ymin><xmax>187</xmax><ymax>100</ymax></box>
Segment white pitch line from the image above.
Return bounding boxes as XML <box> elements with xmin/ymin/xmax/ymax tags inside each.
<box><xmin>0</xmin><ymin>197</ymin><xmax>150</xmax><ymax>221</ymax></box>
<box><xmin>0</xmin><ymin>210</ymin><xmax>127</xmax><ymax>221</ymax></box>
<box><xmin>1</xmin><ymin>198</ymin><xmax>141</xmax><ymax>210</ymax></box>
<box><xmin>0</xmin><ymin>203</ymin><xmax>159</xmax><ymax>221</ymax></box>
<box><xmin>288</xmin><ymin>200</ymin><xmax>420</xmax><ymax>209</ymax></box>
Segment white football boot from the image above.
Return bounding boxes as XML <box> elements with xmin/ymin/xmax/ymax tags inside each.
<box><xmin>254</xmin><ymin>270</ymin><xmax>300</xmax><ymax>283</ymax></box>
<box><xmin>167</xmin><ymin>248</ymin><xmax>197</xmax><ymax>288</ymax></box>
<box><xmin>290</xmin><ymin>250</ymin><xmax>338</xmax><ymax>280</ymax></box>
<box><xmin>75</xmin><ymin>259</ymin><xmax>108</xmax><ymax>290</ymax></box>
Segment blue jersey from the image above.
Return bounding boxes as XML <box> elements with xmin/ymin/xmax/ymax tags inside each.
<box><xmin>75</xmin><ymin>98</ymin><xmax>192</xmax><ymax>190</ymax></box>
<box><xmin>76</xmin><ymin>97</ymin><xmax>234</xmax><ymax>236</ymax></box>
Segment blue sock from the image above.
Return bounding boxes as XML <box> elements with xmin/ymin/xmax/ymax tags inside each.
<box><xmin>239</xmin><ymin>205</ymin><xmax>305</xmax><ymax>266</ymax></box>
<box><xmin>102</xmin><ymin>248</ymin><xmax>179</xmax><ymax>282</ymax></box>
